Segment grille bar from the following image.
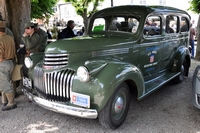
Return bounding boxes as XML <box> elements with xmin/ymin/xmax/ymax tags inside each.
<box><xmin>43</xmin><ymin>53</ymin><xmax>69</xmax><ymax>67</ymax></box>
<box><xmin>34</xmin><ymin>65</ymin><xmax>75</xmax><ymax>102</ymax></box>
<box><xmin>44</xmin><ymin>69</ymin><xmax>75</xmax><ymax>102</ymax></box>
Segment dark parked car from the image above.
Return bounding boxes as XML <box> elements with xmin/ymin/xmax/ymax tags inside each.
<box><xmin>22</xmin><ymin>5</ymin><xmax>191</xmax><ymax>129</ymax></box>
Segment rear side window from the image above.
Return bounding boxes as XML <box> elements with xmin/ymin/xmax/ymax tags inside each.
<box><xmin>165</xmin><ymin>15</ymin><xmax>178</xmax><ymax>34</ymax></box>
<box><xmin>180</xmin><ymin>17</ymin><xmax>189</xmax><ymax>32</ymax></box>
<box><xmin>143</xmin><ymin>16</ymin><xmax>161</xmax><ymax>36</ymax></box>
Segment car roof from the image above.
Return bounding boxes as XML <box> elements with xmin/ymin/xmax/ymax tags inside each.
<box><xmin>92</xmin><ymin>5</ymin><xmax>190</xmax><ymax>19</ymax></box>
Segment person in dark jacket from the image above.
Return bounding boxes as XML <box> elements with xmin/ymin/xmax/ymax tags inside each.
<box><xmin>58</xmin><ymin>20</ymin><xmax>76</xmax><ymax>39</ymax></box>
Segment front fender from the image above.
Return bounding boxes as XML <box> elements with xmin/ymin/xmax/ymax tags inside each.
<box><xmin>26</xmin><ymin>52</ymin><xmax>43</xmax><ymax>79</ymax></box>
<box><xmin>72</xmin><ymin>61</ymin><xmax>145</xmax><ymax>112</ymax></box>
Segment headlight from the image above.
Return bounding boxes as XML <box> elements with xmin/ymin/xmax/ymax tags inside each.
<box><xmin>24</xmin><ymin>57</ymin><xmax>33</xmax><ymax>68</ymax></box>
<box><xmin>77</xmin><ymin>66</ymin><xmax>90</xmax><ymax>82</ymax></box>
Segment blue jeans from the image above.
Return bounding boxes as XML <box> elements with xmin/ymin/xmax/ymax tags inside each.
<box><xmin>190</xmin><ymin>39</ymin><xmax>194</xmax><ymax>57</ymax></box>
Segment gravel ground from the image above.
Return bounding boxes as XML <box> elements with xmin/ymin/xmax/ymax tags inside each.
<box><xmin>0</xmin><ymin>59</ymin><xmax>200</xmax><ymax>133</ymax></box>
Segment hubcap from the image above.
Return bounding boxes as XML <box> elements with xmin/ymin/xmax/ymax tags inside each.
<box><xmin>181</xmin><ymin>65</ymin><xmax>185</xmax><ymax>75</ymax></box>
<box><xmin>114</xmin><ymin>96</ymin><xmax>124</xmax><ymax>115</ymax></box>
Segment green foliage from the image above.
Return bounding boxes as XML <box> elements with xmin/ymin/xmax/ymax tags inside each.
<box><xmin>31</xmin><ymin>0</ymin><xmax>58</xmax><ymax>19</ymax></box>
<box><xmin>64</xmin><ymin>0</ymin><xmax>104</xmax><ymax>17</ymax></box>
<box><xmin>188</xmin><ymin>0</ymin><xmax>200</xmax><ymax>14</ymax></box>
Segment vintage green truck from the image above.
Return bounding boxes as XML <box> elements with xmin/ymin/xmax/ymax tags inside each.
<box><xmin>22</xmin><ymin>5</ymin><xmax>191</xmax><ymax>129</ymax></box>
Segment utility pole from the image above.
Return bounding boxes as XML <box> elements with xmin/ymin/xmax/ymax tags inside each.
<box><xmin>111</xmin><ymin>0</ymin><xmax>113</xmax><ymax>7</ymax></box>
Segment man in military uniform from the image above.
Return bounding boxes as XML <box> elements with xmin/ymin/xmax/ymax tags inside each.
<box><xmin>22</xmin><ymin>22</ymin><xmax>40</xmax><ymax>56</ymax></box>
<box><xmin>34</xmin><ymin>23</ymin><xmax>47</xmax><ymax>52</ymax></box>
<box><xmin>0</xmin><ymin>21</ymin><xmax>16</xmax><ymax>111</ymax></box>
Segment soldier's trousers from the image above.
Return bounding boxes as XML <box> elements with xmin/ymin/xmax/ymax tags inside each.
<box><xmin>0</xmin><ymin>60</ymin><xmax>14</xmax><ymax>93</ymax></box>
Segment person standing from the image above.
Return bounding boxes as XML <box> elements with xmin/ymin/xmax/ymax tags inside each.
<box><xmin>190</xmin><ymin>23</ymin><xmax>196</xmax><ymax>59</ymax></box>
<box><xmin>57</xmin><ymin>20</ymin><xmax>76</xmax><ymax>39</ymax></box>
<box><xmin>22</xmin><ymin>22</ymin><xmax>40</xmax><ymax>56</ymax></box>
<box><xmin>0</xmin><ymin>21</ymin><xmax>16</xmax><ymax>111</ymax></box>
<box><xmin>34</xmin><ymin>23</ymin><xmax>47</xmax><ymax>52</ymax></box>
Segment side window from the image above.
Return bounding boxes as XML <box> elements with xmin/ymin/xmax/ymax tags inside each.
<box><xmin>180</xmin><ymin>17</ymin><xmax>189</xmax><ymax>32</ymax></box>
<box><xmin>110</xmin><ymin>17</ymin><xmax>125</xmax><ymax>31</ymax></box>
<box><xmin>144</xmin><ymin>16</ymin><xmax>161</xmax><ymax>36</ymax></box>
<box><xmin>128</xmin><ymin>18</ymin><xmax>139</xmax><ymax>33</ymax></box>
<box><xmin>165</xmin><ymin>15</ymin><xmax>178</xmax><ymax>34</ymax></box>
<box><xmin>92</xmin><ymin>18</ymin><xmax>105</xmax><ymax>32</ymax></box>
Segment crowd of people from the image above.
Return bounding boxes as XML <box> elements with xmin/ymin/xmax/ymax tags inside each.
<box><xmin>0</xmin><ymin>12</ymin><xmax>84</xmax><ymax>111</ymax></box>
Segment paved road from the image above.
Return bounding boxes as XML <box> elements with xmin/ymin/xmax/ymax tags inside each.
<box><xmin>0</xmin><ymin>60</ymin><xmax>200</xmax><ymax>133</ymax></box>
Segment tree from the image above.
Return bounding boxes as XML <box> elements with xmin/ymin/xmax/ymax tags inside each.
<box><xmin>4</xmin><ymin>0</ymin><xmax>31</xmax><ymax>46</ymax></box>
<box><xmin>31</xmin><ymin>0</ymin><xmax>58</xmax><ymax>19</ymax></box>
<box><xmin>0</xmin><ymin>0</ymin><xmax>58</xmax><ymax>46</ymax></box>
<box><xmin>188</xmin><ymin>0</ymin><xmax>200</xmax><ymax>61</ymax></box>
<box><xmin>64</xmin><ymin>0</ymin><xmax>105</xmax><ymax>35</ymax></box>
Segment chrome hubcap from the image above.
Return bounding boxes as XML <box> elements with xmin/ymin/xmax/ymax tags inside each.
<box><xmin>181</xmin><ymin>65</ymin><xmax>184</xmax><ymax>75</ymax></box>
<box><xmin>114</xmin><ymin>96</ymin><xmax>124</xmax><ymax>114</ymax></box>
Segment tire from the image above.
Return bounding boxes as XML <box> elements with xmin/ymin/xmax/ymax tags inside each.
<box><xmin>98</xmin><ymin>82</ymin><xmax>130</xmax><ymax>129</ymax></box>
<box><xmin>173</xmin><ymin>60</ymin><xmax>187</xmax><ymax>83</ymax></box>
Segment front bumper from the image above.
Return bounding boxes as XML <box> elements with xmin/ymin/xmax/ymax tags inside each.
<box><xmin>192</xmin><ymin>65</ymin><xmax>200</xmax><ymax>109</ymax></box>
<box><xmin>22</xmin><ymin>88</ymin><xmax>98</xmax><ymax>119</ymax></box>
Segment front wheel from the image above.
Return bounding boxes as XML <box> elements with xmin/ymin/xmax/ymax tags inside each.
<box><xmin>98</xmin><ymin>82</ymin><xmax>130</xmax><ymax>129</ymax></box>
<box><xmin>173</xmin><ymin>60</ymin><xmax>187</xmax><ymax>83</ymax></box>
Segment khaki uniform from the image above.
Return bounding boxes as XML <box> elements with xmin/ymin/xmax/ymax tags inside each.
<box><xmin>22</xmin><ymin>32</ymin><xmax>40</xmax><ymax>53</ymax></box>
<box><xmin>0</xmin><ymin>33</ymin><xmax>15</xmax><ymax>93</ymax></box>
<box><xmin>36</xmin><ymin>28</ymin><xmax>47</xmax><ymax>52</ymax></box>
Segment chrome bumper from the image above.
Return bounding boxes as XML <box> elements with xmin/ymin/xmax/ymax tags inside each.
<box><xmin>22</xmin><ymin>88</ymin><xmax>98</xmax><ymax>119</ymax></box>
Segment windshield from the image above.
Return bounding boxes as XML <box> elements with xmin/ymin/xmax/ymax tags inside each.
<box><xmin>92</xmin><ymin>16</ymin><xmax>140</xmax><ymax>34</ymax></box>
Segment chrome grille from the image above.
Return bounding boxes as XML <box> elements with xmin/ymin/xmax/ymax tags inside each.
<box><xmin>43</xmin><ymin>53</ymin><xmax>69</xmax><ymax>68</ymax></box>
<box><xmin>34</xmin><ymin>64</ymin><xmax>45</xmax><ymax>95</ymax></box>
<box><xmin>33</xmin><ymin>66</ymin><xmax>75</xmax><ymax>102</ymax></box>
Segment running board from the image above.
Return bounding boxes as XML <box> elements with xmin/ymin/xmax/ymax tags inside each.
<box><xmin>138</xmin><ymin>72</ymin><xmax>180</xmax><ymax>100</ymax></box>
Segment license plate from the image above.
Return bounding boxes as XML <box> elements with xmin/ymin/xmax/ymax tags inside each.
<box><xmin>23</xmin><ymin>77</ymin><xmax>32</xmax><ymax>89</ymax></box>
<box><xmin>71</xmin><ymin>92</ymin><xmax>90</xmax><ymax>108</ymax></box>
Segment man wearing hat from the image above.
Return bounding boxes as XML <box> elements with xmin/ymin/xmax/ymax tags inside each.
<box><xmin>22</xmin><ymin>22</ymin><xmax>40</xmax><ymax>56</ymax></box>
<box><xmin>34</xmin><ymin>23</ymin><xmax>47</xmax><ymax>52</ymax></box>
<box><xmin>0</xmin><ymin>13</ymin><xmax>14</xmax><ymax>39</ymax></box>
<box><xmin>0</xmin><ymin>21</ymin><xmax>17</xmax><ymax>111</ymax></box>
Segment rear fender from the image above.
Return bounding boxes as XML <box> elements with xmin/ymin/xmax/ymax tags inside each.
<box><xmin>172</xmin><ymin>46</ymin><xmax>190</xmax><ymax>76</ymax></box>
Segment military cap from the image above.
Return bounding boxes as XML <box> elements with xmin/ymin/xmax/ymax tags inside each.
<box><xmin>24</xmin><ymin>22</ymin><xmax>34</xmax><ymax>29</ymax></box>
<box><xmin>0</xmin><ymin>21</ymin><xmax>5</xmax><ymax>28</ymax></box>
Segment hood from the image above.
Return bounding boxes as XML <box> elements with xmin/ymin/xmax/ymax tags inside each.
<box><xmin>45</xmin><ymin>35</ymin><xmax>135</xmax><ymax>54</ymax></box>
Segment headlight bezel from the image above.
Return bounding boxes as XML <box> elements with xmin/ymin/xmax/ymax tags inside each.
<box><xmin>77</xmin><ymin>66</ymin><xmax>90</xmax><ymax>82</ymax></box>
<box><xmin>24</xmin><ymin>57</ymin><xmax>33</xmax><ymax>69</ymax></box>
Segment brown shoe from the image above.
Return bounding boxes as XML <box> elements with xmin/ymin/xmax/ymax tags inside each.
<box><xmin>1</xmin><ymin>104</ymin><xmax>17</xmax><ymax>111</ymax></box>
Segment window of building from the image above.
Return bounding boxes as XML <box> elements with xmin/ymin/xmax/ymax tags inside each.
<box><xmin>139</xmin><ymin>0</ymin><xmax>146</xmax><ymax>5</ymax></box>
<box><xmin>159</xmin><ymin>0</ymin><xmax>166</xmax><ymax>5</ymax></box>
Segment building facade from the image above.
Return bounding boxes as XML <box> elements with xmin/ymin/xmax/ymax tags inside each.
<box><xmin>53</xmin><ymin>0</ymin><xmax>198</xmax><ymax>27</ymax></box>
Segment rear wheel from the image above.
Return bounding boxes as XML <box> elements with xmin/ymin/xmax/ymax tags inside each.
<box><xmin>173</xmin><ymin>60</ymin><xmax>187</xmax><ymax>83</ymax></box>
<box><xmin>98</xmin><ymin>82</ymin><xmax>130</xmax><ymax>129</ymax></box>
